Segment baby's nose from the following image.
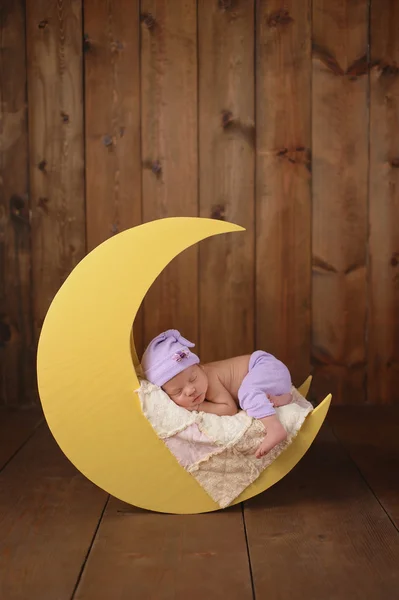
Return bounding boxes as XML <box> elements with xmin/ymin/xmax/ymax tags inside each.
<box><xmin>186</xmin><ymin>386</ymin><xmax>196</xmax><ymax>396</ymax></box>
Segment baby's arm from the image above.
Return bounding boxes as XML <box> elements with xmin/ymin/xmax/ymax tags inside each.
<box><xmin>198</xmin><ymin>378</ymin><xmax>238</xmax><ymax>416</ymax></box>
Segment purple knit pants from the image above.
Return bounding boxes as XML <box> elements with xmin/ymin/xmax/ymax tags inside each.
<box><xmin>237</xmin><ymin>351</ymin><xmax>292</xmax><ymax>419</ymax></box>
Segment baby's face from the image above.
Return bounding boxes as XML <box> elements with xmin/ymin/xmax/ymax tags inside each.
<box><xmin>162</xmin><ymin>365</ymin><xmax>208</xmax><ymax>411</ymax></box>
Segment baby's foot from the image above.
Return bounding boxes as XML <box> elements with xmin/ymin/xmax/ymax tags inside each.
<box><xmin>268</xmin><ymin>392</ymin><xmax>293</xmax><ymax>408</ymax></box>
<box><xmin>256</xmin><ymin>414</ymin><xmax>287</xmax><ymax>459</ymax></box>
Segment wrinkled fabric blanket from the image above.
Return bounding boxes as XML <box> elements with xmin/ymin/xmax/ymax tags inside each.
<box><xmin>137</xmin><ymin>380</ymin><xmax>313</xmax><ymax>508</ymax></box>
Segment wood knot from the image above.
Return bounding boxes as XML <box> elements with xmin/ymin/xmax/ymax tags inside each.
<box><xmin>103</xmin><ymin>134</ymin><xmax>113</xmax><ymax>148</ymax></box>
<box><xmin>83</xmin><ymin>34</ymin><xmax>91</xmax><ymax>52</ymax></box>
<box><xmin>390</xmin><ymin>158</ymin><xmax>399</xmax><ymax>168</ymax></box>
<box><xmin>211</xmin><ymin>204</ymin><xmax>226</xmax><ymax>221</ymax></box>
<box><xmin>9</xmin><ymin>194</ymin><xmax>25</xmax><ymax>216</ymax></box>
<box><xmin>0</xmin><ymin>319</ymin><xmax>12</xmax><ymax>347</ymax></box>
<box><xmin>346</xmin><ymin>55</ymin><xmax>369</xmax><ymax>79</ymax></box>
<box><xmin>312</xmin><ymin>43</ymin><xmax>344</xmax><ymax>76</ymax></box>
<box><xmin>143</xmin><ymin>159</ymin><xmax>162</xmax><ymax>177</ymax></box>
<box><xmin>391</xmin><ymin>253</ymin><xmax>399</xmax><ymax>267</ymax></box>
<box><xmin>267</xmin><ymin>9</ymin><xmax>293</xmax><ymax>27</ymax></box>
<box><xmin>9</xmin><ymin>195</ymin><xmax>30</xmax><ymax>226</ymax></box>
<box><xmin>141</xmin><ymin>12</ymin><xmax>156</xmax><ymax>29</ymax></box>
<box><xmin>151</xmin><ymin>160</ymin><xmax>162</xmax><ymax>175</ymax></box>
<box><xmin>38</xmin><ymin>19</ymin><xmax>48</xmax><ymax>29</ymax></box>
<box><xmin>60</xmin><ymin>112</ymin><xmax>69</xmax><ymax>124</ymax></box>
<box><xmin>221</xmin><ymin>110</ymin><xmax>235</xmax><ymax>128</ymax></box>
<box><xmin>38</xmin><ymin>159</ymin><xmax>47</xmax><ymax>172</ymax></box>
<box><xmin>38</xmin><ymin>197</ymin><xmax>50</xmax><ymax>214</ymax></box>
<box><xmin>381</xmin><ymin>63</ymin><xmax>399</xmax><ymax>77</ymax></box>
<box><xmin>218</xmin><ymin>0</ymin><xmax>232</xmax><ymax>10</ymax></box>
<box><xmin>276</xmin><ymin>146</ymin><xmax>311</xmax><ymax>171</ymax></box>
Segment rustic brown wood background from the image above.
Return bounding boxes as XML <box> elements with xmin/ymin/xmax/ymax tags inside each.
<box><xmin>1</xmin><ymin>0</ymin><xmax>398</xmax><ymax>407</ymax></box>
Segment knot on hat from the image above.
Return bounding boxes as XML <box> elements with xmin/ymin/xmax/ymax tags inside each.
<box><xmin>141</xmin><ymin>329</ymin><xmax>200</xmax><ymax>387</ymax></box>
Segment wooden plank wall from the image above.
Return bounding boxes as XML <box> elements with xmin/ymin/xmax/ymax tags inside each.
<box><xmin>0</xmin><ymin>0</ymin><xmax>34</xmax><ymax>406</ymax></box>
<box><xmin>312</xmin><ymin>1</ymin><xmax>369</xmax><ymax>404</ymax></box>
<box><xmin>84</xmin><ymin>0</ymin><xmax>143</xmax><ymax>350</ymax></box>
<box><xmin>141</xmin><ymin>0</ymin><xmax>198</xmax><ymax>346</ymax></box>
<box><xmin>256</xmin><ymin>0</ymin><xmax>311</xmax><ymax>387</ymax></box>
<box><xmin>368</xmin><ymin>0</ymin><xmax>399</xmax><ymax>404</ymax></box>
<box><xmin>198</xmin><ymin>1</ymin><xmax>255</xmax><ymax>362</ymax></box>
<box><xmin>1</xmin><ymin>0</ymin><xmax>398</xmax><ymax>407</ymax></box>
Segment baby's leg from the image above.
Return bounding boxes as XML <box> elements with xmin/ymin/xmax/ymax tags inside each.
<box><xmin>256</xmin><ymin>415</ymin><xmax>287</xmax><ymax>459</ymax></box>
<box><xmin>238</xmin><ymin>351</ymin><xmax>291</xmax><ymax>458</ymax></box>
<box><xmin>238</xmin><ymin>383</ymin><xmax>287</xmax><ymax>459</ymax></box>
<box><xmin>238</xmin><ymin>352</ymin><xmax>292</xmax><ymax>415</ymax></box>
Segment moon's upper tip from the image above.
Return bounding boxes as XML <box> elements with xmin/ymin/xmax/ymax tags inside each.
<box><xmin>313</xmin><ymin>394</ymin><xmax>332</xmax><ymax>415</ymax></box>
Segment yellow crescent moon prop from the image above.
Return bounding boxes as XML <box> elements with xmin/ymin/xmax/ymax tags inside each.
<box><xmin>37</xmin><ymin>217</ymin><xmax>331</xmax><ymax>514</ymax></box>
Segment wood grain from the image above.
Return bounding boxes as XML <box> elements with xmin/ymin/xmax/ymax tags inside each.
<box><xmin>0</xmin><ymin>425</ymin><xmax>108</xmax><ymax>600</ymax></box>
<box><xmin>244</xmin><ymin>424</ymin><xmax>399</xmax><ymax>599</ymax></box>
<box><xmin>368</xmin><ymin>0</ymin><xmax>399</xmax><ymax>405</ymax></box>
<box><xmin>0</xmin><ymin>0</ymin><xmax>35</xmax><ymax>406</ymax></box>
<box><xmin>0</xmin><ymin>408</ymin><xmax>42</xmax><ymax>470</ymax></box>
<box><xmin>329</xmin><ymin>406</ymin><xmax>399</xmax><ymax>530</ymax></box>
<box><xmin>256</xmin><ymin>0</ymin><xmax>311</xmax><ymax>386</ymax></box>
<box><xmin>84</xmin><ymin>0</ymin><xmax>143</xmax><ymax>356</ymax></box>
<box><xmin>141</xmin><ymin>0</ymin><xmax>198</xmax><ymax>348</ymax></box>
<box><xmin>198</xmin><ymin>0</ymin><xmax>255</xmax><ymax>362</ymax></box>
<box><xmin>26</xmin><ymin>0</ymin><xmax>86</xmax><ymax>344</ymax></box>
<box><xmin>312</xmin><ymin>1</ymin><xmax>369</xmax><ymax>404</ymax></box>
<box><xmin>74</xmin><ymin>497</ymin><xmax>253</xmax><ymax>600</ymax></box>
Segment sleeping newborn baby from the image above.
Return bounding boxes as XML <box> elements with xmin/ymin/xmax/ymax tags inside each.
<box><xmin>141</xmin><ymin>330</ymin><xmax>293</xmax><ymax>459</ymax></box>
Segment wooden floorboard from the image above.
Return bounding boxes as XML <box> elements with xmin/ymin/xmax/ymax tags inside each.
<box><xmin>329</xmin><ymin>406</ymin><xmax>399</xmax><ymax>530</ymax></box>
<box><xmin>73</xmin><ymin>498</ymin><xmax>253</xmax><ymax>600</ymax></box>
<box><xmin>244</xmin><ymin>423</ymin><xmax>399</xmax><ymax>600</ymax></box>
<box><xmin>0</xmin><ymin>425</ymin><xmax>108</xmax><ymax>600</ymax></box>
<box><xmin>0</xmin><ymin>407</ymin><xmax>43</xmax><ymax>470</ymax></box>
<box><xmin>1</xmin><ymin>410</ymin><xmax>399</xmax><ymax>599</ymax></box>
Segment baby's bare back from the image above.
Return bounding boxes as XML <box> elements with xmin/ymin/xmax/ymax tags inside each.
<box><xmin>202</xmin><ymin>355</ymin><xmax>251</xmax><ymax>403</ymax></box>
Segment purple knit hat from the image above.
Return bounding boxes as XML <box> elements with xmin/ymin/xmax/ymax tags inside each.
<box><xmin>141</xmin><ymin>329</ymin><xmax>200</xmax><ymax>387</ymax></box>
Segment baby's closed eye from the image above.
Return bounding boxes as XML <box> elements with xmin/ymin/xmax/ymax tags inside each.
<box><xmin>171</xmin><ymin>389</ymin><xmax>182</xmax><ymax>396</ymax></box>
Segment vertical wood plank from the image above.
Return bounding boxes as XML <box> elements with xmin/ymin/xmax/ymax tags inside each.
<box><xmin>198</xmin><ymin>1</ymin><xmax>255</xmax><ymax>362</ymax></box>
<box><xmin>312</xmin><ymin>1</ymin><xmax>369</xmax><ymax>404</ymax></box>
<box><xmin>0</xmin><ymin>425</ymin><xmax>108</xmax><ymax>600</ymax></box>
<box><xmin>0</xmin><ymin>1</ymin><xmax>34</xmax><ymax>405</ymax></box>
<box><xmin>84</xmin><ymin>0</ymin><xmax>143</xmax><ymax>356</ymax></box>
<box><xmin>368</xmin><ymin>0</ymin><xmax>399</xmax><ymax>404</ymax></box>
<box><xmin>244</xmin><ymin>426</ymin><xmax>399</xmax><ymax>598</ymax></box>
<box><xmin>256</xmin><ymin>0</ymin><xmax>311</xmax><ymax>386</ymax></box>
<box><xmin>329</xmin><ymin>406</ymin><xmax>399</xmax><ymax>528</ymax></box>
<box><xmin>26</xmin><ymin>0</ymin><xmax>86</xmax><ymax>343</ymax></box>
<box><xmin>74</xmin><ymin>498</ymin><xmax>253</xmax><ymax>599</ymax></box>
<box><xmin>0</xmin><ymin>408</ymin><xmax>42</xmax><ymax>469</ymax></box>
<box><xmin>141</xmin><ymin>0</ymin><xmax>198</xmax><ymax>348</ymax></box>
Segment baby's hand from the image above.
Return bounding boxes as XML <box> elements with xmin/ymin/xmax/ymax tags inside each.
<box><xmin>268</xmin><ymin>392</ymin><xmax>292</xmax><ymax>408</ymax></box>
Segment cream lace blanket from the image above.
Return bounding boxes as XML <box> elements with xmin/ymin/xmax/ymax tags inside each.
<box><xmin>137</xmin><ymin>380</ymin><xmax>313</xmax><ymax>508</ymax></box>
